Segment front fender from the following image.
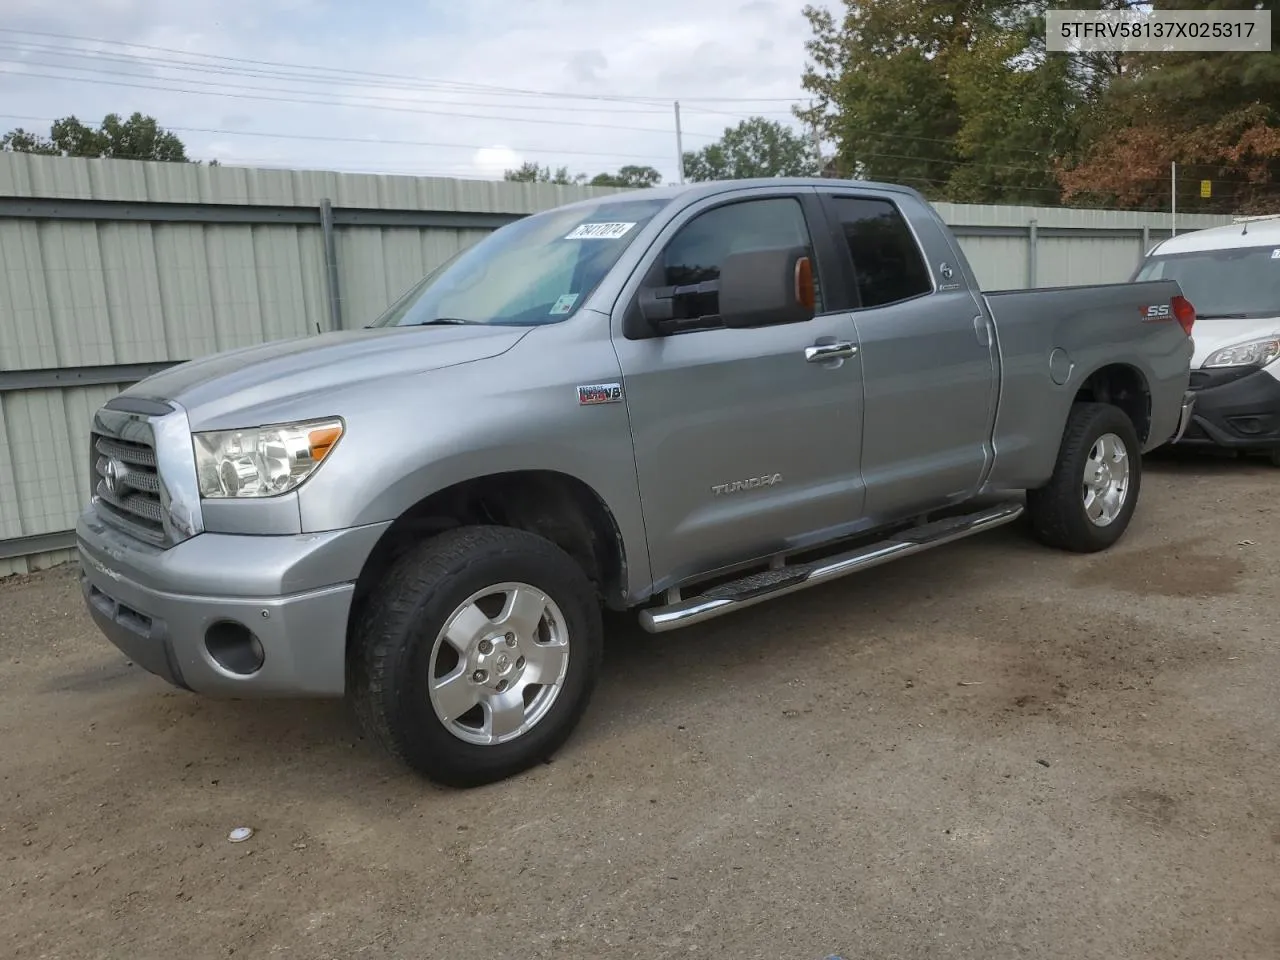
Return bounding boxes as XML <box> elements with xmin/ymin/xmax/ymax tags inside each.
<box><xmin>293</xmin><ymin>331</ymin><xmax>653</xmax><ymax>601</ymax></box>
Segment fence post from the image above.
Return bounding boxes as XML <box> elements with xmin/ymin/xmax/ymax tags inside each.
<box><xmin>1028</xmin><ymin>219</ymin><xmax>1039</xmax><ymax>288</ymax></box>
<box><xmin>320</xmin><ymin>198</ymin><xmax>343</xmax><ymax>331</ymax></box>
<box><xmin>1141</xmin><ymin>224</ymin><xmax>1151</xmax><ymax>258</ymax></box>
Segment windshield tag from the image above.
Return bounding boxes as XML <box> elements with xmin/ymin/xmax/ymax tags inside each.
<box><xmin>1272</xmin><ymin>248</ymin><xmax>1280</xmax><ymax>259</ymax></box>
<box><xmin>550</xmin><ymin>293</ymin><xmax>579</xmax><ymax>315</ymax></box>
<box><xmin>565</xmin><ymin>221</ymin><xmax>636</xmax><ymax>240</ymax></box>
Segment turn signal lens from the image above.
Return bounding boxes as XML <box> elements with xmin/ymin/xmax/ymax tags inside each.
<box><xmin>794</xmin><ymin>256</ymin><xmax>815</xmax><ymax>311</ymax></box>
<box><xmin>308</xmin><ymin>425</ymin><xmax>343</xmax><ymax>461</ymax></box>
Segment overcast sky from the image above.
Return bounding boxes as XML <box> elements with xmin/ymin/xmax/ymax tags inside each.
<box><xmin>0</xmin><ymin>0</ymin><xmax>819</xmax><ymax>183</ymax></box>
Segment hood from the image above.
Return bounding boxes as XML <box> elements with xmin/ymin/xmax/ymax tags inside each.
<box><xmin>124</xmin><ymin>324</ymin><xmax>531</xmax><ymax>423</ymax></box>
<box><xmin>1189</xmin><ymin>315</ymin><xmax>1280</xmax><ymax>366</ymax></box>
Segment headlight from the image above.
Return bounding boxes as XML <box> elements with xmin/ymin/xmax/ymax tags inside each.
<box><xmin>1202</xmin><ymin>336</ymin><xmax>1280</xmax><ymax>369</ymax></box>
<box><xmin>193</xmin><ymin>418</ymin><xmax>344</xmax><ymax>499</ymax></box>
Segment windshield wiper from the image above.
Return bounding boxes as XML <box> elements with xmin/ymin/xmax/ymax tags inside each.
<box><xmin>411</xmin><ymin>317</ymin><xmax>476</xmax><ymax>326</ymax></box>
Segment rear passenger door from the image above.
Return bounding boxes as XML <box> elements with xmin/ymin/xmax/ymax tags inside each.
<box><xmin>817</xmin><ymin>191</ymin><xmax>998</xmax><ymax>521</ymax></box>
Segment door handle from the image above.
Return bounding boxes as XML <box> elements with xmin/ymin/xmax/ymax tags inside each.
<box><xmin>805</xmin><ymin>341</ymin><xmax>858</xmax><ymax>363</ymax></box>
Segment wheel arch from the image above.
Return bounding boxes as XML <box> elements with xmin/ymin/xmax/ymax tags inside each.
<box><xmin>346</xmin><ymin>469</ymin><xmax>629</xmax><ymax>656</ymax></box>
<box><xmin>1070</xmin><ymin>362</ymin><xmax>1152</xmax><ymax>445</ymax></box>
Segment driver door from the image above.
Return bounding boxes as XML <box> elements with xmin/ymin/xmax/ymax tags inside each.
<box><xmin>611</xmin><ymin>189</ymin><xmax>867</xmax><ymax>590</ymax></box>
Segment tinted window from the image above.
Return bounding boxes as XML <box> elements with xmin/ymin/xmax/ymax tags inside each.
<box><xmin>831</xmin><ymin>197</ymin><xmax>932</xmax><ymax>308</ymax></box>
<box><xmin>1133</xmin><ymin>246</ymin><xmax>1280</xmax><ymax>319</ymax></box>
<box><xmin>659</xmin><ymin>197</ymin><xmax>821</xmax><ymax>321</ymax></box>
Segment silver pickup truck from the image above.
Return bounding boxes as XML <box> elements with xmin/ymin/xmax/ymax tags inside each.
<box><xmin>76</xmin><ymin>178</ymin><xmax>1197</xmax><ymax>786</ymax></box>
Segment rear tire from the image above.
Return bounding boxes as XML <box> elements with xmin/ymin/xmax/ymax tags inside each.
<box><xmin>1026</xmin><ymin>401</ymin><xmax>1142</xmax><ymax>553</ymax></box>
<box><xmin>350</xmin><ymin>525</ymin><xmax>603</xmax><ymax>788</ymax></box>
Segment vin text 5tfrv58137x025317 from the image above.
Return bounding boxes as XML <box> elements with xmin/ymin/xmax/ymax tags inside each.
<box><xmin>76</xmin><ymin>178</ymin><xmax>1196</xmax><ymax>786</ymax></box>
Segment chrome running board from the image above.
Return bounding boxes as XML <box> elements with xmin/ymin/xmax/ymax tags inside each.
<box><xmin>638</xmin><ymin>500</ymin><xmax>1025</xmax><ymax>634</ymax></box>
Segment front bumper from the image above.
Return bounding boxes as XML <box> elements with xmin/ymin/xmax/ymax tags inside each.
<box><xmin>76</xmin><ymin>508</ymin><xmax>390</xmax><ymax>697</ymax></box>
<box><xmin>1176</xmin><ymin>366</ymin><xmax>1280</xmax><ymax>450</ymax></box>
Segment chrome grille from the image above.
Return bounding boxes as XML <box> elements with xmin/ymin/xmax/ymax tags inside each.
<box><xmin>91</xmin><ymin>433</ymin><xmax>167</xmax><ymax>544</ymax></box>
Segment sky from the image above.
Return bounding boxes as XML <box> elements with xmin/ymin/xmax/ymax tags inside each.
<box><xmin>0</xmin><ymin>0</ymin><xmax>821</xmax><ymax>183</ymax></box>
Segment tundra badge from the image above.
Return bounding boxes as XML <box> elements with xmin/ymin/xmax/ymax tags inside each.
<box><xmin>711</xmin><ymin>474</ymin><xmax>782</xmax><ymax>496</ymax></box>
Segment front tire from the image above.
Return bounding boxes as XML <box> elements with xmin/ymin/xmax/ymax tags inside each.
<box><xmin>350</xmin><ymin>526</ymin><xmax>603</xmax><ymax>787</ymax></box>
<box><xmin>1026</xmin><ymin>401</ymin><xmax>1142</xmax><ymax>553</ymax></box>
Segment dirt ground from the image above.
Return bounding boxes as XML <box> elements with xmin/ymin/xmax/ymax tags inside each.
<box><xmin>2</xmin><ymin>452</ymin><xmax>1278</xmax><ymax>960</ymax></box>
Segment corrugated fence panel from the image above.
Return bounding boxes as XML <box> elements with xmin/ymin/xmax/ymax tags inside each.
<box><xmin>40</xmin><ymin>221</ymin><xmax>115</xmax><ymax>368</ymax></box>
<box><xmin>252</xmin><ymin>224</ymin><xmax>320</xmax><ymax>342</ymax></box>
<box><xmin>0</xmin><ymin>219</ymin><xmax>57</xmax><ymax>370</ymax></box>
<box><xmin>1036</xmin><ymin>235</ymin><xmax>1144</xmax><ymax>288</ymax></box>
<box><xmin>206</xmin><ymin>224</ymin><xmax>269</xmax><ymax>353</ymax></box>
<box><xmin>98</xmin><ymin>221</ymin><xmax>168</xmax><ymax>363</ymax></box>
<box><xmin>153</xmin><ymin>224</ymin><xmax>219</xmax><ymax>361</ymax></box>
<box><xmin>336</xmin><ymin>226</ymin><xmax>391</xmax><ymax>329</ymax></box>
<box><xmin>955</xmin><ymin>235</ymin><xmax>1028</xmax><ymax>290</ymax></box>
<box><xmin>0</xmin><ymin>395</ymin><xmax>21</xmax><ymax>541</ymax></box>
<box><xmin>5</xmin><ymin>387</ymin><xmax>88</xmax><ymax>536</ymax></box>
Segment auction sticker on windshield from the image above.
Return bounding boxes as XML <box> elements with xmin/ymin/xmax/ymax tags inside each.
<box><xmin>1271</xmin><ymin>249</ymin><xmax>1280</xmax><ymax>259</ymax></box>
<box><xmin>550</xmin><ymin>293</ymin><xmax>579</xmax><ymax>315</ymax></box>
<box><xmin>565</xmin><ymin>222</ymin><xmax>636</xmax><ymax>240</ymax></box>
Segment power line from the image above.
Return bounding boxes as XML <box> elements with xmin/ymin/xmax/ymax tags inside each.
<box><xmin>0</xmin><ymin>28</ymin><xmax>809</xmax><ymax>106</ymax></box>
<box><xmin>0</xmin><ymin>40</ymin><xmax>675</xmax><ymax>114</ymax></box>
<box><xmin>0</xmin><ymin>114</ymin><xmax>677</xmax><ymax>163</ymax></box>
<box><xmin>0</xmin><ymin>66</ymin><xmax>723</xmax><ymax>138</ymax></box>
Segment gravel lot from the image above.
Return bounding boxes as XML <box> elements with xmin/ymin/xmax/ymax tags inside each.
<box><xmin>2</xmin><ymin>452</ymin><xmax>1278</xmax><ymax>960</ymax></box>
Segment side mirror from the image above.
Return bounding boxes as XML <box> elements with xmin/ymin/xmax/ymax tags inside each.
<box><xmin>719</xmin><ymin>245</ymin><xmax>816</xmax><ymax>329</ymax></box>
<box><xmin>622</xmin><ymin>286</ymin><xmax>672</xmax><ymax>339</ymax></box>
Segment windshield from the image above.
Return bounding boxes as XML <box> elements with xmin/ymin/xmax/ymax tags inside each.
<box><xmin>370</xmin><ymin>196</ymin><xmax>671</xmax><ymax>327</ymax></box>
<box><xmin>1133</xmin><ymin>244</ymin><xmax>1280</xmax><ymax>319</ymax></box>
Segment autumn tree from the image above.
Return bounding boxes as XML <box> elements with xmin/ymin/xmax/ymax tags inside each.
<box><xmin>1057</xmin><ymin>0</ymin><xmax>1280</xmax><ymax>213</ymax></box>
<box><xmin>2</xmin><ymin>112</ymin><xmax>189</xmax><ymax>161</ymax></box>
<box><xmin>681</xmin><ymin>117</ymin><xmax>818</xmax><ymax>181</ymax></box>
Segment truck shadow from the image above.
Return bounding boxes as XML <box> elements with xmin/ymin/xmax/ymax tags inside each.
<box><xmin>1144</xmin><ymin>445</ymin><xmax>1276</xmax><ymax>476</ymax></box>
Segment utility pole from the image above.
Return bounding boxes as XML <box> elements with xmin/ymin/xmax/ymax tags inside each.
<box><xmin>674</xmin><ymin>101</ymin><xmax>685</xmax><ymax>184</ymax></box>
<box><xmin>1171</xmin><ymin>161</ymin><xmax>1177</xmax><ymax>237</ymax></box>
<box><xmin>809</xmin><ymin>99</ymin><xmax>822</xmax><ymax>174</ymax></box>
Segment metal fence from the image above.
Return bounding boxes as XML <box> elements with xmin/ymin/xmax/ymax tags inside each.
<box><xmin>0</xmin><ymin>152</ymin><xmax>1236</xmax><ymax>574</ymax></box>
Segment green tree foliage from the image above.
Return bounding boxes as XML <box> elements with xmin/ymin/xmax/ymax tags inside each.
<box><xmin>681</xmin><ymin>117</ymin><xmax>819</xmax><ymax>181</ymax></box>
<box><xmin>588</xmin><ymin>165</ymin><xmax>663</xmax><ymax>188</ymax></box>
<box><xmin>503</xmin><ymin>161</ymin><xmax>583</xmax><ymax>184</ymax></box>
<box><xmin>2</xmin><ymin>112</ymin><xmax>189</xmax><ymax>161</ymax></box>
<box><xmin>504</xmin><ymin>162</ymin><xmax>663</xmax><ymax>188</ymax></box>
<box><xmin>797</xmin><ymin>0</ymin><xmax>1235</xmax><ymax>207</ymax></box>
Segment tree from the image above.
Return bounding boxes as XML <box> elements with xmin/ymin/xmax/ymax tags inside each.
<box><xmin>589</xmin><ymin>165</ymin><xmax>662</xmax><ymax>188</ymax></box>
<box><xmin>681</xmin><ymin>116</ymin><xmax>818</xmax><ymax>181</ymax></box>
<box><xmin>1056</xmin><ymin>0</ymin><xmax>1280</xmax><ymax>213</ymax></box>
<box><xmin>504</xmin><ymin>162</ymin><xmax>663</xmax><ymax>188</ymax></box>
<box><xmin>2</xmin><ymin>112</ymin><xmax>189</xmax><ymax>161</ymax></box>
<box><xmin>795</xmin><ymin>1</ymin><xmax>1139</xmax><ymax>204</ymax></box>
<box><xmin>503</xmin><ymin>161</ymin><xmax>584</xmax><ymax>184</ymax></box>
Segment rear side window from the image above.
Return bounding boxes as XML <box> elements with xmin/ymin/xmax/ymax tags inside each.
<box><xmin>829</xmin><ymin>196</ymin><xmax>933</xmax><ymax>308</ymax></box>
